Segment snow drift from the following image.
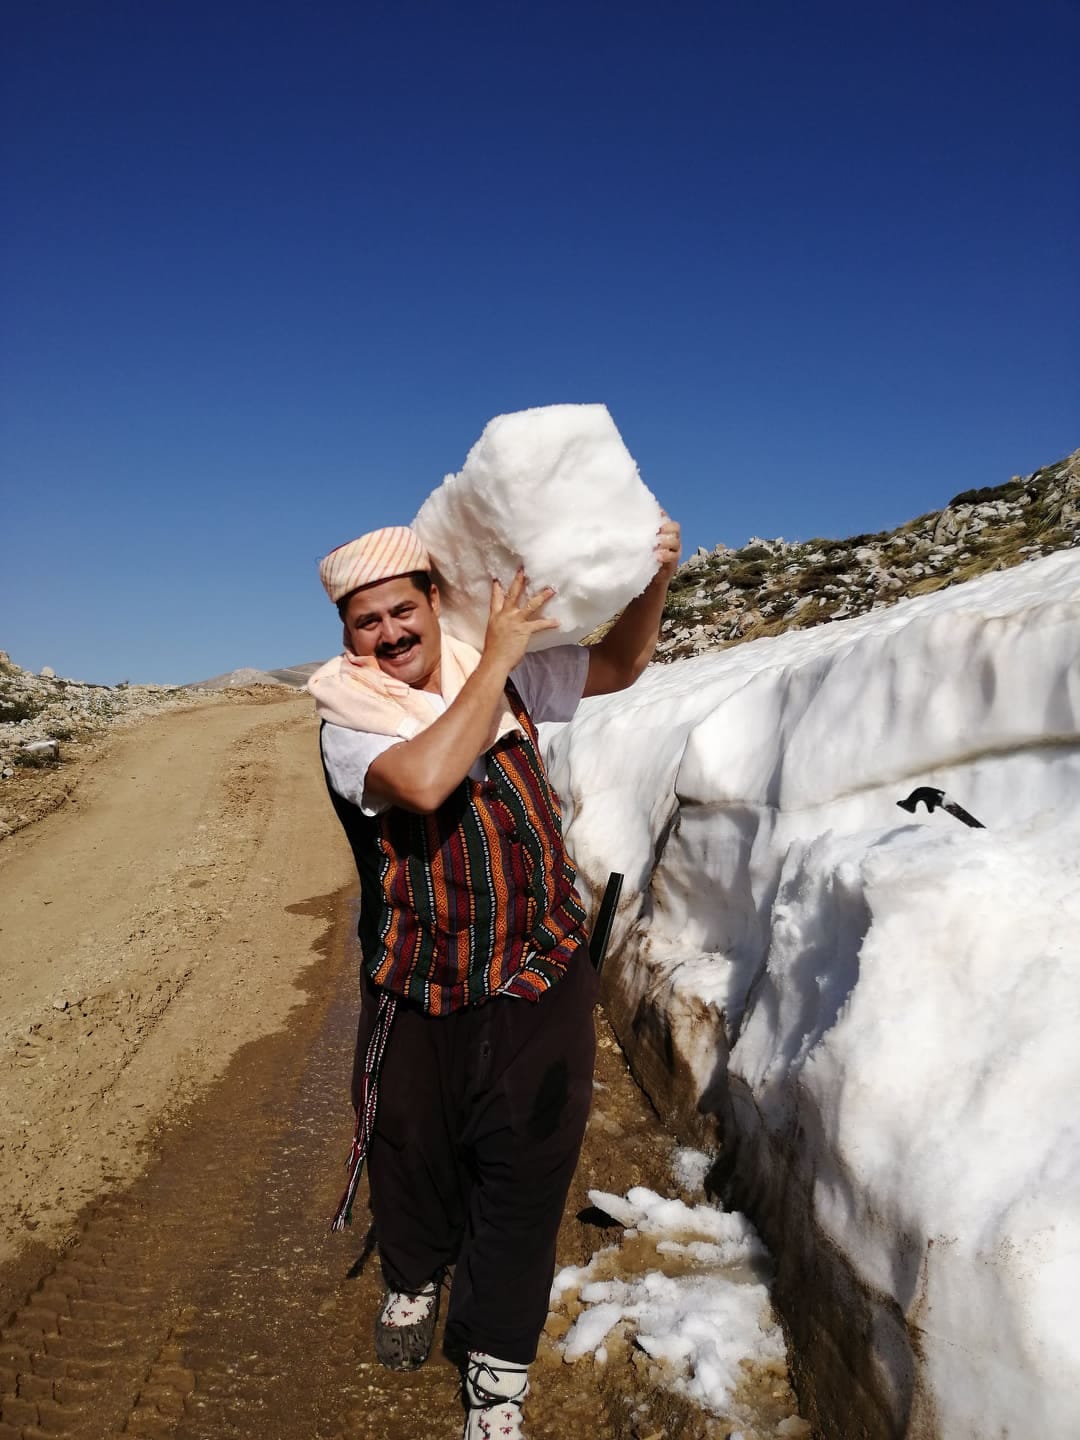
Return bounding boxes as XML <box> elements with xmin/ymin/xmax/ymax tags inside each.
<box><xmin>412</xmin><ymin>404</ymin><xmax>663</xmax><ymax>650</ymax></box>
<box><xmin>544</xmin><ymin>549</ymin><xmax>1080</xmax><ymax>1438</ymax></box>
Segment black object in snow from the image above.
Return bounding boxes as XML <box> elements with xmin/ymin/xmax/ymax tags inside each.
<box><xmin>897</xmin><ymin>786</ymin><xmax>986</xmax><ymax>829</ymax></box>
<box><xmin>589</xmin><ymin>871</ymin><xmax>624</xmax><ymax>975</ymax></box>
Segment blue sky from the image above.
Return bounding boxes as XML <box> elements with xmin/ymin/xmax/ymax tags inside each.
<box><xmin>2</xmin><ymin>0</ymin><xmax>1076</xmax><ymax>684</ymax></box>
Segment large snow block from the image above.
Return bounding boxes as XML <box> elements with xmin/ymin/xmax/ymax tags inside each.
<box><xmin>412</xmin><ymin>404</ymin><xmax>663</xmax><ymax>650</ymax></box>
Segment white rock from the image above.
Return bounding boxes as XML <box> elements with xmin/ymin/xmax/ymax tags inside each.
<box><xmin>413</xmin><ymin>404</ymin><xmax>664</xmax><ymax>650</ymax></box>
<box><xmin>21</xmin><ymin>739</ymin><xmax>60</xmax><ymax>761</ymax></box>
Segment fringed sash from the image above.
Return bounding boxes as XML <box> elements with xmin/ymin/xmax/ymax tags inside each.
<box><xmin>330</xmin><ymin>990</ymin><xmax>398</xmax><ymax>1231</ymax></box>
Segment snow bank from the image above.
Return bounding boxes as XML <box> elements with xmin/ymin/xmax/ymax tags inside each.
<box><xmin>734</xmin><ymin>817</ymin><xmax>1080</xmax><ymax>1436</ymax></box>
<box><xmin>412</xmin><ymin>404</ymin><xmax>663</xmax><ymax>649</ymax></box>
<box><xmin>545</xmin><ymin>549</ymin><xmax>1080</xmax><ymax>1437</ymax></box>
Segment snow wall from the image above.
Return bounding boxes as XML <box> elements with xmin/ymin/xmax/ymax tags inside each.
<box><xmin>543</xmin><ymin>549</ymin><xmax>1080</xmax><ymax>1439</ymax></box>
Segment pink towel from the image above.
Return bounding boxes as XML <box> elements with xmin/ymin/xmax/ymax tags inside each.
<box><xmin>307</xmin><ymin>631</ymin><xmax>518</xmax><ymax>749</ymax></box>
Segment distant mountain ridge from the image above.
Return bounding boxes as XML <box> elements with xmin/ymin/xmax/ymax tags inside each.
<box><xmin>187</xmin><ymin>660</ymin><xmax>325</xmax><ymax>691</ymax></box>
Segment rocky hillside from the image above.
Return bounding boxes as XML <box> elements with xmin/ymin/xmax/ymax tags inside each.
<box><xmin>656</xmin><ymin>448</ymin><xmax>1079</xmax><ymax>660</ymax></box>
<box><xmin>0</xmin><ymin>655</ymin><xmax>228</xmax><ymax>837</ymax></box>
<box><xmin>0</xmin><ymin>654</ymin><xmax>192</xmax><ymax>782</ymax></box>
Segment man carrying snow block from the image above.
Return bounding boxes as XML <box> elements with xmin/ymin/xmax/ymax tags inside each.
<box><xmin>310</xmin><ymin>518</ymin><xmax>679</xmax><ymax>1439</ymax></box>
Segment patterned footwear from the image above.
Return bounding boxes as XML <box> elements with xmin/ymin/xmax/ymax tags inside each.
<box><xmin>463</xmin><ymin>1351</ymin><xmax>529</xmax><ymax>1439</ymax></box>
<box><xmin>374</xmin><ymin>1278</ymin><xmax>440</xmax><ymax>1371</ymax></box>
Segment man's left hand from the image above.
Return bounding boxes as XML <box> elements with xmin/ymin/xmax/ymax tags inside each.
<box><xmin>654</xmin><ymin>517</ymin><xmax>682</xmax><ymax>582</ymax></box>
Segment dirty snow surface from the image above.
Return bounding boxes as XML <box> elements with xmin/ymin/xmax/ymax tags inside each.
<box><xmin>545</xmin><ymin>549</ymin><xmax>1080</xmax><ymax>1438</ymax></box>
<box><xmin>551</xmin><ymin>1148</ymin><xmax>805</xmax><ymax>1433</ymax></box>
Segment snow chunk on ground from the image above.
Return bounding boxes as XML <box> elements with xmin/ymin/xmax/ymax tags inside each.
<box><xmin>671</xmin><ymin>1145</ymin><xmax>713</xmax><ymax>1196</ymax></box>
<box><xmin>551</xmin><ymin>1183</ymin><xmax>796</xmax><ymax>1428</ymax></box>
<box><xmin>589</xmin><ymin>1185</ymin><xmax>767</xmax><ymax>1264</ymax></box>
<box><xmin>412</xmin><ymin>404</ymin><xmax>663</xmax><ymax>649</ymax></box>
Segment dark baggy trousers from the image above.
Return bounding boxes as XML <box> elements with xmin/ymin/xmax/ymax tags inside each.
<box><xmin>353</xmin><ymin>951</ymin><xmax>599</xmax><ymax>1365</ymax></box>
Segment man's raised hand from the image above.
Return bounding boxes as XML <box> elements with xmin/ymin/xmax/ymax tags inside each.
<box><xmin>483</xmin><ymin>569</ymin><xmax>560</xmax><ymax>674</ymax></box>
<box><xmin>655</xmin><ymin>517</ymin><xmax>682</xmax><ymax>581</ymax></box>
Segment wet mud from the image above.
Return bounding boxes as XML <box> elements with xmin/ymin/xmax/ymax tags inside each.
<box><xmin>0</xmin><ymin>887</ymin><xmax>803</xmax><ymax>1439</ymax></box>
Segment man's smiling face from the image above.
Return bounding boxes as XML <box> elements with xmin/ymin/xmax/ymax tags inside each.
<box><xmin>342</xmin><ymin>574</ymin><xmax>443</xmax><ymax>691</ymax></box>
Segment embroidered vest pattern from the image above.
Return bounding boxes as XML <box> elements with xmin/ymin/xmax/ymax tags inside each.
<box><xmin>322</xmin><ymin>681</ymin><xmax>588</xmax><ymax>1015</ymax></box>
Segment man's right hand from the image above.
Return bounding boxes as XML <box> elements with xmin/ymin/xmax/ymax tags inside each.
<box><xmin>482</xmin><ymin>569</ymin><xmax>560</xmax><ymax>674</ymax></box>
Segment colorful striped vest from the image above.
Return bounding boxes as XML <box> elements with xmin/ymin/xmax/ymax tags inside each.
<box><xmin>322</xmin><ymin>681</ymin><xmax>589</xmax><ymax>1016</ymax></box>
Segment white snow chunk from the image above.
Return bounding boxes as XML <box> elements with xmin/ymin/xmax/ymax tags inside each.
<box><xmin>588</xmin><ymin>1186</ymin><xmax>766</xmax><ymax>1262</ymax></box>
<box><xmin>412</xmin><ymin>404</ymin><xmax>664</xmax><ymax>649</ymax></box>
<box><xmin>563</xmin><ymin>1301</ymin><xmax>626</xmax><ymax>1360</ymax></box>
<box><xmin>554</xmin><ymin>1185</ymin><xmax>787</xmax><ymax>1415</ymax></box>
<box><xmin>671</xmin><ymin>1146</ymin><xmax>713</xmax><ymax>1195</ymax></box>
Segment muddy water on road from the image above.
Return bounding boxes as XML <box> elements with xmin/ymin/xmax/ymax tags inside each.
<box><xmin>0</xmin><ymin>889</ymin><xmax>802</xmax><ymax>1439</ymax></box>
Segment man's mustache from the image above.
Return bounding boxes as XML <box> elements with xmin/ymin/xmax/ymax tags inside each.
<box><xmin>377</xmin><ymin>635</ymin><xmax>420</xmax><ymax>659</ymax></box>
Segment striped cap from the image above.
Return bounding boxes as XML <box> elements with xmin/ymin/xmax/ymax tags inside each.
<box><xmin>318</xmin><ymin>527</ymin><xmax>431</xmax><ymax>603</ymax></box>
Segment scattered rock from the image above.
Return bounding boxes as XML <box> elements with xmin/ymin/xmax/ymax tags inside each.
<box><xmin>21</xmin><ymin>739</ymin><xmax>60</xmax><ymax>764</ymax></box>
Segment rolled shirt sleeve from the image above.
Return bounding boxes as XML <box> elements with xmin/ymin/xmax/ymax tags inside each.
<box><xmin>320</xmin><ymin>725</ymin><xmax>403</xmax><ymax>816</ymax></box>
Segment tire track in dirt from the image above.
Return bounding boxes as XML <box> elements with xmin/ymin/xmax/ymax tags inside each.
<box><xmin>0</xmin><ymin>888</ymin><xmax>353</xmax><ymax>1439</ymax></box>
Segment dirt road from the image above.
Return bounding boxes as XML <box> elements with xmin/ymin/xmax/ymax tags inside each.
<box><xmin>0</xmin><ymin>694</ymin><xmax>803</xmax><ymax>1438</ymax></box>
<box><xmin>0</xmin><ymin>692</ymin><xmax>350</xmax><ymax>1275</ymax></box>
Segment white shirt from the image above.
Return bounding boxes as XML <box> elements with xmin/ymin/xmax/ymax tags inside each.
<box><xmin>320</xmin><ymin>644</ymin><xmax>589</xmax><ymax>816</ymax></box>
